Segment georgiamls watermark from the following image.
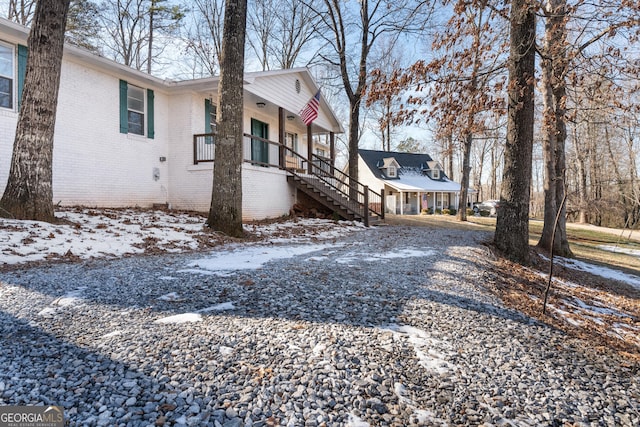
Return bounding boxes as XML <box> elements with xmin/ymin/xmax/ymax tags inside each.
<box><xmin>0</xmin><ymin>406</ymin><xmax>64</xmax><ymax>427</ymax></box>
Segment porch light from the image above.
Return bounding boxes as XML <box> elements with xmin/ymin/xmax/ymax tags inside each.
<box><xmin>287</xmin><ymin>115</ymin><xmax>295</xmax><ymax>121</ymax></box>
<box><xmin>256</xmin><ymin>102</ymin><xmax>266</xmax><ymax>108</ymax></box>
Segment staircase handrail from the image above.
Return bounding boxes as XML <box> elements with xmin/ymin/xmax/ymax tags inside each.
<box><xmin>310</xmin><ymin>154</ymin><xmax>384</xmax><ymax>219</ymax></box>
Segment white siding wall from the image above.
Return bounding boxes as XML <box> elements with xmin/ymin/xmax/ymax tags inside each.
<box><xmin>166</xmin><ymin>94</ymin><xmax>296</xmax><ymax>219</ymax></box>
<box><xmin>247</xmin><ymin>72</ymin><xmax>336</xmax><ymax>132</ymax></box>
<box><xmin>0</xmin><ymin>35</ymin><xmax>317</xmax><ymax>221</ymax></box>
<box><xmin>357</xmin><ymin>157</ymin><xmax>385</xmax><ymax>194</ymax></box>
<box><xmin>1</xmin><ymin>56</ymin><xmax>171</xmax><ymax>207</ymax></box>
<box><xmin>0</xmin><ymin>108</ymin><xmax>17</xmax><ymax>194</ymax></box>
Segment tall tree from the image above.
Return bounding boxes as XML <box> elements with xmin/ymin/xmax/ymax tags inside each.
<box><xmin>65</xmin><ymin>0</ymin><xmax>102</xmax><ymax>53</ymax></box>
<box><xmin>0</xmin><ymin>0</ymin><xmax>72</xmax><ymax>221</ymax></box>
<box><xmin>6</xmin><ymin>0</ymin><xmax>36</xmax><ymax>25</ymax></box>
<box><xmin>98</xmin><ymin>0</ymin><xmax>185</xmax><ymax>73</ymax></box>
<box><xmin>207</xmin><ymin>0</ymin><xmax>247</xmax><ymax>237</ymax></box>
<box><xmin>494</xmin><ymin>0</ymin><xmax>536</xmax><ymax>263</ymax></box>
<box><xmin>308</xmin><ymin>0</ymin><xmax>428</xmax><ymax>189</ymax></box>
<box><xmin>182</xmin><ymin>0</ymin><xmax>225</xmax><ymax>77</ymax></box>
<box><xmin>248</xmin><ymin>0</ymin><xmax>320</xmax><ymax>70</ymax></box>
<box><xmin>536</xmin><ymin>0</ymin><xmax>572</xmax><ymax>256</ymax></box>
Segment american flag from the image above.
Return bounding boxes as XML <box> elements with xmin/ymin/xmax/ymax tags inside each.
<box><xmin>299</xmin><ymin>90</ymin><xmax>320</xmax><ymax>126</ymax></box>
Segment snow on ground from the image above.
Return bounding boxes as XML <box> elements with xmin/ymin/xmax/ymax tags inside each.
<box><xmin>0</xmin><ymin>207</ymin><xmax>365</xmax><ymax>266</ymax></box>
<box><xmin>154</xmin><ymin>313</ymin><xmax>202</xmax><ymax>324</ymax></box>
<box><xmin>556</xmin><ymin>256</ymin><xmax>640</xmax><ymax>291</ymax></box>
<box><xmin>538</xmin><ymin>252</ymin><xmax>640</xmax><ymax>291</ymax></box>
<box><xmin>524</xmin><ymin>259</ymin><xmax>640</xmax><ymax>350</ymax></box>
<box><xmin>183</xmin><ymin>243</ymin><xmax>342</xmax><ymax>276</ymax></box>
<box><xmin>379</xmin><ymin>324</ymin><xmax>455</xmax><ymax>375</ymax></box>
<box><xmin>598</xmin><ymin>244</ymin><xmax>640</xmax><ymax>258</ymax></box>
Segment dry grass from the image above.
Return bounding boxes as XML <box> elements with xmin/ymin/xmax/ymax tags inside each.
<box><xmin>385</xmin><ymin>214</ymin><xmax>640</xmax><ymax>361</ymax></box>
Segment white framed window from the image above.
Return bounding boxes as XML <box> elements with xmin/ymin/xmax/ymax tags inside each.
<box><xmin>432</xmin><ymin>169</ymin><xmax>440</xmax><ymax>179</ymax></box>
<box><xmin>0</xmin><ymin>42</ymin><xmax>14</xmax><ymax>109</ymax></box>
<box><xmin>387</xmin><ymin>165</ymin><xmax>397</xmax><ymax>177</ymax></box>
<box><xmin>127</xmin><ymin>84</ymin><xmax>145</xmax><ymax>136</ymax></box>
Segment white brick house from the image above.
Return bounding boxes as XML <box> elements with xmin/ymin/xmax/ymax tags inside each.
<box><xmin>0</xmin><ymin>18</ymin><xmax>343</xmax><ymax>221</ymax></box>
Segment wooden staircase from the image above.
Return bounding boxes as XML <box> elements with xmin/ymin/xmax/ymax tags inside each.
<box><xmin>285</xmin><ymin>153</ymin><xmax>384</xmax><ymax>226</ymax></box>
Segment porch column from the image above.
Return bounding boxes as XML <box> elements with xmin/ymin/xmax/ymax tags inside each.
<box><xmin>455</xmin><ymin>193</ymin><xmax>459</xmax><ymax>210</ymax></box>
<box><xmin>416</xmin><ymin>192</ymin><xmax>420</xmax><ymax>213</ymax></box>
<box><xmin>400</xmin><ymin>192</ymin><xmax>404</xmax><ymax>215</ymax></box>
<box><xmin>433</xmin><ymin>192</ymin><xmax>436</xmax><ymax>212</ymax></box>
<box><xmin>278</xmin><ymin>107</ymin><xmax>285</xmax><ymax>169</ymax></box>
<box><xmin>307</xmin><ymin>123</ymin><xmax>313</xmax><ymax>174</ymax></box>
<box><xmin>330</xmin><ymin>132</ymin><xmax>336</xmax><ymax>169</ymax></box>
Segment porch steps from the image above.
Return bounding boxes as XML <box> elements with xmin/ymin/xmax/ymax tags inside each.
<box><xmin>287</xmin><ymin>175</ymin><xmax>382</xmax><ymax>225</ymax></box>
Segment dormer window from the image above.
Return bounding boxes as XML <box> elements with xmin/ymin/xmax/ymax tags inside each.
<box><xmin>432</xmin><ymin>169</ymin><xmax>440</xmax><ymax>179</ymax></box>
<box><xmin>378</xmin><ymin>156</ymin><xmax>400</xmax><ymax>179</ymax></box>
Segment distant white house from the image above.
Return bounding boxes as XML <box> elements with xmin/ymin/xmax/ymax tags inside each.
<box><xmin>357</xmin><ymin>149</ymin><xmax>473</xmax><ymax>215</ymax></box>
<box><xmin>0</xmin><ymin>18</ymin><xmax>344</xmax><ymax>221</ymax></box>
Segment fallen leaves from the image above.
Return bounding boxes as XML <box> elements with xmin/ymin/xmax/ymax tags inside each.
<box><xmin>484</xmin><ymin>249</ymin><xmax>640</xmax><ymax>360</ymax></box>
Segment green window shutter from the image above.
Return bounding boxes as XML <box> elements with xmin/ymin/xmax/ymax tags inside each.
<box><xmin>17</xmin><ymin>44</ymin><xmax>28</xmax><ymax>108</ymax></box>
<box><xmin>119</xmin><ymin>80</ymin><xmax>128</xmax><ymax>134</ymax></box>
<box><xmin>147</xmin><ymin>88</ymin><xmax>154</xmax><ymax>139</ymax></box>
<box><xmin>204</xmin><ymin>98</ymin><xmax>211</xmax><ymax>132</ymax></box>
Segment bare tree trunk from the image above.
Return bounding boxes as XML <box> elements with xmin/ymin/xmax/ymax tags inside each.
<box><xmin>0</xmin><ymin>0</ymin><xmax>71</xmax><ymax>221</ymax></box>
<box><xmin>537</xmin><ymin>0</ymin><xmax>572</xmax><ymax>256</ymax></box>
<box><xmin>490</xmin><ymin>142</ymin><xmax>497</xmax><ymax>199</ymax></box>
<box><xmin>538</xmin><ymin>54</ymin><xmax>558</xmax><ymax>250</ymax></box>
<box><xmin>148</xmin><ymin>0</ymin><xmax>154</xmax><ymax>74</ymax></box>
<box><xmin>458</xmin><ymin>132</ymin><xmax>472</xmax><ymax>221</ymax></box>
<box><xmin>494</xmin><ymin>0</ymin><xmax>536</xmax><ymax>263</ymax></box>
<box><xmin>207</xmin><ymin>0</ymin><xmax>247</xmax><ymax>237</ymax></box>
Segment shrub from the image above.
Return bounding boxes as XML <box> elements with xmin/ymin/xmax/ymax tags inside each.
<box><xmin>466</xmin><ymin>208</ymin><xmax>474</xmax><ymax>216</ymax></box>
<box><xmin>442</xmin><ymin>209</ymin><xmax>450</xmax><ymax>215</ymax></box>
<box><xmin>420</xmin><ymin>208</ymin><xmax>428</xmax><ymax>215</ymax></box>
<box><xmin>479</xmin><ymin>209</ymin><xmax>490</xmax><ymax>217</ymax></box>
<box><xmin>435</xmin><ymin>208</ymin><xmax>442</xmax><ymax>215</ymax></box>
<box><xmin>448</xmin><ymin>208</ymin><xmax>457</xmax><ymax>215</ymax></box>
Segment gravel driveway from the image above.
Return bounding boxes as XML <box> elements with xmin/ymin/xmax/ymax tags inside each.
<box><xmin>0</xmin><ymin>225</ymin><xmax>638</xmax><ymax>426</ymax></box>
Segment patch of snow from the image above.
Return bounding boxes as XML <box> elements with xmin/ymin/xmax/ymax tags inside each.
<box><xmin>185</xmin><ymin>243</ymin><xmax>337</xmax><ymax>275</ymax></box>
<box><xmin>219</xmin><ymin>346</ymin><xmax>234</xmax><ymax>356</ymax></box>
<box><xmin>312</xmin><ymin>342</ymin><xmax>326</xmax><ymax>356</ymax></box>
<box><xmin>570</xmin><ymin>297</ymin><xmax>628</xmax><ymax>318</ymax></box>
<box><xmin>198</xmin><ymin>302</ymin><xmax>236</xmax><ymax>312</ymax></box>
<box><xmin>346</xmin><ymin>413</ymin><xmax>370</xmax><ymax>427</ymax></box>
<box><xmin>395</xmin><ymin>382</ymin><xmax>448</xmax><ymax>426</ymax></box>
<box><xmin>556</xmin><ymin>256</ymin><xmax>640</xmax><ymax>290</ymax></box>
<box><xmin>380</xmin><ymin>324</ymin><xmax>455</xmax><ymax>374</ymax></box>
<box><xmin>157</xmin><ymin>292</ymin><xmax>183</xmax><ymax>302</ymax></box>
<box><xmin>102</xmin><ymin>330</ymin><xmax>123</xmax><ymax>338</ymax></box>
<box><xmin>37</xmin><ymin>307</ymin><xmax>57</xmax><ymax>317</ymax></box>
<box><xmin>546</xmin><ymin>304</ymin><xmax>584</xmax><ymax>327</ymax></box>
<box><xmin>598</xmin><ymin>245</ymin><xmax>640</xmax><ymax>257</ymax></box>
<box><xmin>154</xmin><ymin>313</ymin><xmax>202</xmax><ymax>324</ymax></box>
<box><xmin>37</xmin><ymin>288</ymin><xmax>86</xmax><ymax>316</ymax></box>
<box><xmin>337</xmin><ymin>248</ymin><xmax>435</xmax><ymax>264</ymax></box>
<box><xmin>0</xmin><ymin>209</ymin><xmax>366</xmax><ymax>266</ymax></box>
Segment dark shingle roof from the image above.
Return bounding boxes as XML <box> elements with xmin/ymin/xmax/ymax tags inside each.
<box><xmin>359</xmin><ymin>149</ymin><xmax>448</xmax><ymax>181</ymax></box>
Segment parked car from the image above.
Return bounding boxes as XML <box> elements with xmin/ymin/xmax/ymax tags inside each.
<box><xmin>473</xmin><ymin>200</ymin><xmax>500</xmax><ymax>216</ymax></box>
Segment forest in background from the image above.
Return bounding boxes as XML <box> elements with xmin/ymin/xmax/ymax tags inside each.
<box><xmin>1</xmin><ymin>0</ymin><xmax>639</xmax><ymax>229</ymax></box>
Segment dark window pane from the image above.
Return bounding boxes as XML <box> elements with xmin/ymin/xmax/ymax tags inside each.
<box><xmin>128</xmin><ymin>111</ymin><xmax>144</xmax><ymax>135</ymax></box>
<box><xmin>0</xmin><ymin>76</ymin><xmax>12</xmax><ymax>108</ymax></box>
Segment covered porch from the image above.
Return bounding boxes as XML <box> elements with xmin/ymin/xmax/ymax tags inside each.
<box><xmin>383</xmin><ymin>180</ymin><xmax>473</xmax><ymax>215</ymax></box>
